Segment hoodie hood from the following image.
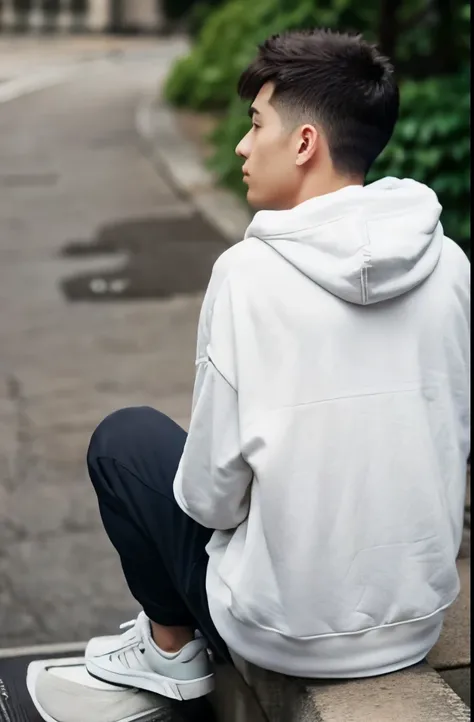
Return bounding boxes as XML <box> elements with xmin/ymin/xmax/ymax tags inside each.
<box><xmin>244</xmin><ymin>178</ymin><xmax>444</xmax><ymax>305</ymax></box>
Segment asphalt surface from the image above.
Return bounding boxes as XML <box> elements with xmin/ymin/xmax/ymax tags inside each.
<box><xmin>0</xmin><ymin>36</ymin><xmax>226</xmax><ymax>649</ymax></box>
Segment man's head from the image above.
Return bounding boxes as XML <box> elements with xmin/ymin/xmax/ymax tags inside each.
<box><xmin>235</xmin><ymin>29</ymin><xmax>399</xmax><ymax>210</ymax></box>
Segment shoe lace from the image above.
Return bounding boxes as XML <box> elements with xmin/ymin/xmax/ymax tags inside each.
<box><xmin>118</xmin><ymin>618</ymin><xmax>145</xmax><ymax>653</ymax></box>
<box><xmin>119</xmin><ymin>619</ymin><xmax>136</xmax><ymax>631</ymax></box>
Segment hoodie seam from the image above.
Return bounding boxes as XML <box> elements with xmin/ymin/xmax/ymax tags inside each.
<box><xmin>248</xmin><ymin>215</ymin><xmax>345</xmax><ymax>241</ymax></box>
<box><xmin>225</xmin><ymin>597</ymin><xmax>454</xmax><ymax>641</ymax></box>
<box><xmin>207</xmin><ymin>350</ymin><xmax>237</xmax><ymax>392</ymax></box>
<box><xmin>360</xmin><ymin>218</ymin><xmax>372</xmax><ymax>304</ymax></box>
<box><xmin>248</xmin><ymin>200</ymin><xmax>439</xmax><ymax>242</ymax></box>
<box><xmin>261</xmin><ymin>384</ymin><xmax>423</xmax><ymax>412</ymax></box>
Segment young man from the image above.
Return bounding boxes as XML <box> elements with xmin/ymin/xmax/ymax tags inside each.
<box><xmin>43</xmin><ymin>29</ymin><xmax>473</xmax><ymax>706</ymax></box>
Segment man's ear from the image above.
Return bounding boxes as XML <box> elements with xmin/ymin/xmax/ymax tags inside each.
<box><xmin>295</xmin><ymin>124</ymin><xmax>319</xmax><ymax>166</ymax></box>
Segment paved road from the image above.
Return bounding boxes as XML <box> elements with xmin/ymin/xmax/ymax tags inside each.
<box><xmin>0</xmin><ymin>37</ymin><xmax>225</xmax><ymax>649</ymax></box>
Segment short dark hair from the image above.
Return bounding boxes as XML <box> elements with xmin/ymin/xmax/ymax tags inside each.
<box><xmin>238</xmin><ymin>29</ymin><xmax>399</xmax><ymax>176</ymax></box>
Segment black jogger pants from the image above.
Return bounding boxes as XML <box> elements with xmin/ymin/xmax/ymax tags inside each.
<box><xmin>87</xmin><ymin>406</ymin><xmax>230</xmax><ymax>663</ymax></box>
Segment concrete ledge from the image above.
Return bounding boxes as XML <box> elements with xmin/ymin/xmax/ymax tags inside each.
<box><xmin>441</xmin><ymin>668</ymin><xmax>471</xmax><ymax>707</ymax></box>
<box><xmin>214</xmin><ymin>660</ymin><xmax>470</xmax><ymax>722</ymax></box>
<box><xmin>428</xmin><ymin>557</ymin><xmax>471</xmax><ymax>670</ymax></box>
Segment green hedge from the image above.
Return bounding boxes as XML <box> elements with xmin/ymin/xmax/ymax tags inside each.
<box><xmin>368</xmin><ymin>71</ymin><xmax>470</xmax><ymax>248</ymax></box>
<box><xmin>165</xmin><ymin>0</ymin><xmax>470</xmax><ymax>255</ymax></box>
<box><xmin>162</xmin><ymin>0</ymin><xmax>224</xmax><ymax>22</ymax></box>
<box><xmin>164</xmin><ymin>0</ymin><xmax>383</xmax><ymax>110</ymax></box>
<box><xmin>164</xmin><ymin>0</ymin><xmax>317</xmax><ymax>109</ymax></box>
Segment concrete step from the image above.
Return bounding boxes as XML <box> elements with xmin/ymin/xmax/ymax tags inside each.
<box><xmin>219</xmin><ymin>551</ymin><xmax>471</xmax><ymax>722</ymax></box>
<box><xmin>214</xmin><ymin>660</ymin><xmax>470</xmax><ymax>722</ymax></box>
<box><xmin>428</xmin><ymin>557</ymin><xmax>471</xmax><ymax>670</ymax></box>
<box><xmin>440</xmin><ymin>667</ymin><xmax>471</xmax><ymax>707</ymax></box>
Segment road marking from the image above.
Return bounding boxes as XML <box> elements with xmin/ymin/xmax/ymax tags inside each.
<box><xmin>0</xmin><ymin>641</ymin><xmax>87</xmax><ymax>659</ymax></box>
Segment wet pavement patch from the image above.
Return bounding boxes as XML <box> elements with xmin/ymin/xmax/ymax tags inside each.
<box><xmin>60</xmin><ymin>213</ymin><xmax>228</xmax><ymax>301</ymax></box>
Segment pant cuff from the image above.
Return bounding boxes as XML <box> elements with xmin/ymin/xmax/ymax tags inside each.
<box><xmin>142</xmin><ymin>603</ymin><xmax>194</xmax><ymax>627</ymax></box>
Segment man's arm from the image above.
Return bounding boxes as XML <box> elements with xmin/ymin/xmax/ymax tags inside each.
<box><xmin>173</xmin><ymin>352</ymin><xmax>253</xmax><ymax>530</ymax></box>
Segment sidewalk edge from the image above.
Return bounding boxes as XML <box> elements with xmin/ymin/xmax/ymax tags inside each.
<box><xmin>0</xmin><ymin>641</ymin><xmax>87</xmax><ymax>660</ymax></box>
<box><xmin>135</xmin><ymin>94</ymin><xmax>251</xmax><ymax>246</ymax></box>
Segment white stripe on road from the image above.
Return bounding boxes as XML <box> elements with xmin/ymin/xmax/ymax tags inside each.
<box><xmin>0</xmin><ymin>641</ymin><xmax>87</xmax><ymax>659</ymax></box>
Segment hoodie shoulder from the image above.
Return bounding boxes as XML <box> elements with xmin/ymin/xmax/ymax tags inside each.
<box><xmin>442</xmin><ymin>236</ymin><xmax>470</xmax><ymax>272</ymax></box>
<box><xmin>438</xmin><ymin>236</ymin><xmax>470</xmax><ymax>298</ymax></box>
<box><xmin>213</xmin><ymin>238</ymin><xmax>264</xmax><ymax>275</ymax></box>
<box><xmin>196</xmin><ymin>239</ymin><xmax>265</xmax><ymax>355</ymax></box>
<box><xmin>442</xmin><ymin>237</ymin><xmax>470</xmax><ymax>311</ymax></box>
<box><xmin>209</xmin><ymin>238</ymin><xmax>266</xmax><ymax>293</ymax></box>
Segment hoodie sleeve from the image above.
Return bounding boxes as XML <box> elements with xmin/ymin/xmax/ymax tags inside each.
<box><xmin>173</xmin><ymin>267</ymin><xmax>253</xmax><ymax>531</ymax></box>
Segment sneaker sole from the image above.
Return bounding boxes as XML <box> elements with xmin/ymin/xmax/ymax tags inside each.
<box><xmin>85</xmin><ymin>658</ymin><xmax>215</xmax><ymax>701</ymax></box>
<box><xmin>26</xmin><ymin>658</ymin><xmax>166</xmax><ymax>722</ymax></box>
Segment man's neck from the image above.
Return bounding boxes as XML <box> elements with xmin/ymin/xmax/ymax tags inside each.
<box><xmin>292</xmin><ymin>175</ymin><xmax>363</xmax><ymax>208</ymax></box>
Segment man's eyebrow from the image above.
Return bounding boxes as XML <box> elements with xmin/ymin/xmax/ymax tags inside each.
<box><xmin>248</xmin><ymin>106</ymin><xmax>261</xmax><ymax>118</ymax></box>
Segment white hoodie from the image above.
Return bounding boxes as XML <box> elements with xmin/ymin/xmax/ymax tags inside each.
<box><xmin>174</xmin><ymin>178</ymin><xmax>470</xmax><ymax>678</ymax></box>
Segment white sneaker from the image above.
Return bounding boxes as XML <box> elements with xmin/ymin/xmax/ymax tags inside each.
<box><xmin>27</xmin><ymin>657</ymin><xmax>170</xmax><ymax>722</ymax></box>
<box><xmin>85</xmin><ymin>612</ymin><xmax>214</xmax><ymax>701</ymax></box>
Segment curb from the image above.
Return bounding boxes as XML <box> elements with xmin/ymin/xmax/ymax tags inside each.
<box><xmin>135</xmin><ymin>93</ymin><xmax>251</xmax><ymax>246</ymax></box>
<box><xmin>0</xmin><ymin>641</ymin><xmax>87</xmax><ymax>660</ymax></box>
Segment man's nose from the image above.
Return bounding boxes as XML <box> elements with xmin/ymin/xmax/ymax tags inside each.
<box><xmin>235</xmin><ymin>141</ymin><xmax>246</xmax><ymax>158</ymax></box>
<box><xmin>235</xmin><ymin>132</ymin><xmax>250</xmax><ymax>158</ymax></box>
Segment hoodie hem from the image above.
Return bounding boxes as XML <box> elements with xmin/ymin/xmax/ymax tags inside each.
<box><xmin>207</xmin><ymin>585</ymin><xmax>445</xmax><ymax>677</ymax></box>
